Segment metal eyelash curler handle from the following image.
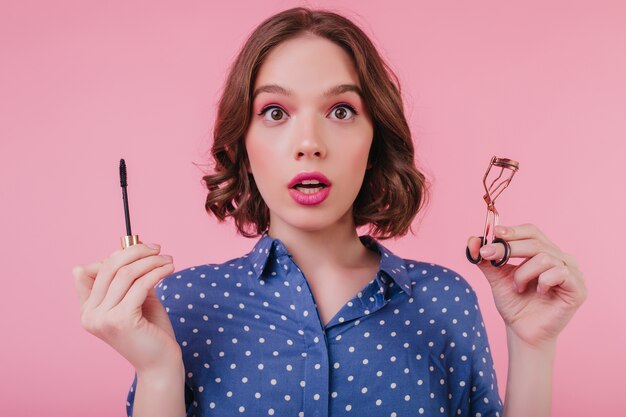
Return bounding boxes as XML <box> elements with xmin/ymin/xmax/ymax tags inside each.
<box><xmin>466</xmin><ymin>156</ymin><xmax>519</xmax><ymax>267</ymax></box>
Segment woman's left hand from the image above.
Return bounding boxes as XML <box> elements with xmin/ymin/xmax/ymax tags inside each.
<box><xmin>467</xmin><ymin>223</ymin><xmax>587</xmax><ymax>348</ymax></box>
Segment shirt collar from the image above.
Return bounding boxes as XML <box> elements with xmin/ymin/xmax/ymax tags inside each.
<box><xmin>246</xmin><ymin>232</ymin><xmax>413</xmax><ymax>296</ymax></box>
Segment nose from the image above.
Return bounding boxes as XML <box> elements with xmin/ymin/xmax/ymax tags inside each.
<box><xmin>293</xmin><ymin>112</ymin><xmax>327</xmax><ymax>160</ymax></box>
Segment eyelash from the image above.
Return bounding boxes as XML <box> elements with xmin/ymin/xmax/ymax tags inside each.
<box><xmin>257</xmin><ymin>103</ymin><xmax>359</xmax><ymax>121</ymax></box>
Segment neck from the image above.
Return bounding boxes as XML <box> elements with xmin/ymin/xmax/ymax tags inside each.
<box><xmin>267</xmin><ymin>213</ymin><xmax>373</xmax><ymax>271</ymax></box>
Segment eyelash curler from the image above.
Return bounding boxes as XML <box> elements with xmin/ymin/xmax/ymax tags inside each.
<box><xmin>466</xmin><ymin>155</ymin><xmax>519</xmax><ymax>267</ymax></box>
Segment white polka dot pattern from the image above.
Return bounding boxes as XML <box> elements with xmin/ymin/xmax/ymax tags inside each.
<box><xmin>126</xmin><ymin>233</ymin><xmax>503</xmax><ymax>417</ymax></box>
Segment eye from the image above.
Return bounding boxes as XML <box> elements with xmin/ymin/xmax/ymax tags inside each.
<box><xmin>257</xmin><ymin>103</ymin><xmax>358</xmax><ymax>122</ymax></box>
<box><xmin>329</xmin><ymin>104</ymin><xmax>358</xmax><ymax>121</ymax></box>
<box><xmin>258</xmin><ymin>105</ymin><xmax>287</xmax><ymax>122</ymax></box>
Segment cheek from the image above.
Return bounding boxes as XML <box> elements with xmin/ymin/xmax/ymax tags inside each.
<box><xmin>245</xmin><ymin>134</ymin><xmax>279</xmax><ymax>191</ymax></box>
<box><xmin>245</xmin><ymin>128</ymin><xmax>264</xmax><ymax>170</ymax></box>
<box><xmin>342</xmin><ymin>134</ymin><xmax>373</xmax><ymax>192</ymax></box>
<box><xmin>338</xmin><ymin>134</ymin><xmax>372</xmax><ymax>169</ymax></box>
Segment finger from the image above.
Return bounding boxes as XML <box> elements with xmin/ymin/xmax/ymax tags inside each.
<box><xmin>535</xmin><ymin>264</ymin><xmax>567</xmax><ymax>295</ymax></box>
<box><xmin>118</xmin><ymin>263</ymin><xmax>176</xmax><ymax>313</ymax></box>
<box><xmin>562</xmin><ymin>252</ymin><xmax>580</xmax><ymax>270</ymax></box>
<box><xmin>87</xmin><ymin>243</ymin><xmax>161</xmax><ymax>309</ymax></box>
<box><xmin>537</xmin><ymin>265</ymin><xmax>588</xmax><ymax>309</ymax></box>
<box><xmin>72</xmin><ymin>262</ymin><xmax>102</xmax><ymax>306</ymax></box>
<box><xmin>479</xmin><ymin>238</ymin><xmax>563</xmax><ymax>263</ymax></box>
<box><xmin>107</xmin><ymin>239</ymin><xmax>144</xmax><ymax>258</ymax></box>
<box><xmin>466</xmin><ymin>236</ymin><xmax>484</xmax><ymax>260</ymax></box>
<box><xmin>494</xmin><ymin>223</ymin><xmax>560</xmax><ymax>250</ymax></box>
<box><xmin>511</xmin><ymin>252</ymin><xmax>565</xmax><ymax>293</ymax></box>
<box><xmin>98</xmin><ymin>254</ymin><xmax>174</xmax><ymax>310</ymax></box>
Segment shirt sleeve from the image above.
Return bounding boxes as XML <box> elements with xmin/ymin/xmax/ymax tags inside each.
<box><xmin>125</xmin><ymin>371</ymin><xmax>197</xmax><ymax>417</ymax></box>
<box><xmin>125</xmin><ymin>273</ymin><xmax>199</xmax><ymax>416</ymax></box>
<box><xmin>468</xmin><ymin>300</ymin><xmax>504</xmax><ymax>416</ymax></box>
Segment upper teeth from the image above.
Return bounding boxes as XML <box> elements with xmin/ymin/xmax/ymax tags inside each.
<box><xmin>300</xmin><ymin>179</ymin><xmax>321</xmax><ymax>185</ymax></box>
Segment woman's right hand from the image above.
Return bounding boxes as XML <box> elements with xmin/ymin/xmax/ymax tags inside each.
<box><xmin>72</xmin><ymin>243</ymin><xmax>181</xmax><ymax>374</ymax></box>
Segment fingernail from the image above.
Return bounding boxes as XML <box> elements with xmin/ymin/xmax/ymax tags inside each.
<box><xmin>480</xmin><ymin>246</ymin><xmax>495</xmax><ymax>256</ymax></box>
<box><xmin>145</xmin><ymin>243</ymin><xmax>161</xmax><ymax>250</ymax></box>
<box><xmin>162</xmin><ymin>254</ymin><xmax>173</xmax><ymax>261</ymax></box>
<box><xmin>496</xmin><ymin>226</ymin><xmax>507</xmax><ymax>235</ymax></box>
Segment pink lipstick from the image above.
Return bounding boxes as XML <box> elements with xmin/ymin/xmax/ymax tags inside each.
<box><xmin>288</xmin><ymin>171</ymin><xmax>332</xmax><ymax>206</ymax></box>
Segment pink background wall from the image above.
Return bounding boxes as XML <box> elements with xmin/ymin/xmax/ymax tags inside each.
<box><xmin>1</xmin><ymin>0</ymin><xmax>624</xmax><ymax>415</ymax></box>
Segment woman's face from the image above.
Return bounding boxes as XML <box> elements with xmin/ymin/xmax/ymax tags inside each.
<box><xmin>245</xmin><ymin>34</ymin><xmax>374</xmax><ymax>234</ymax></box>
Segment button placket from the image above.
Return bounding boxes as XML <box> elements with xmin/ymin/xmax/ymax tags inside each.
<box><xmin>278</xmin><ymin>254</ymin><xmax>330</xmax><ymax>417</ymax></box>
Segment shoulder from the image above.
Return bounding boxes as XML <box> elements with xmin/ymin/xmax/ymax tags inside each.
<box><xmin>398</xmin><ymin>260</ymin><xmax>485</xmax><ymax>346</ymax></box>
<box><xmin>405</xmin><ymin>260</ymin><xmax>477</xmax><ymax>294</ymax></box>
<box><xmin>155</xmin><ymin>252</ymin><xmax>255</xmax><ymax>303</ymax></box>
<box><xmin>371</xmin><ymin>235</ymin><xmax>478</xmax><ymax>303</ymax></box>
<box><xmin>401</xmin><ymin>259</ymin><xmax>480</xmax><ymax>309</ymax></box>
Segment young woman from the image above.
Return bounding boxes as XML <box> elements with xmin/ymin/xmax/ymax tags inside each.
<box><xmin>73</xmin><ymin>7</ymin><xmax>587</xmax><ymax>417</ymax></box>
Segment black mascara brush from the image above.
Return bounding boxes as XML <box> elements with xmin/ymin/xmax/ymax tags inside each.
<box><xmin>119</xmin><ymin>158</ymin><xmax>140</xmax><ymax>248</ymax></box>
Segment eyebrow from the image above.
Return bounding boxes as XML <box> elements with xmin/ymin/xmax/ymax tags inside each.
<box><xmin>252</xmin><ymin>83</ymin><xmax>363</xmax><ymax>101</ymax></box>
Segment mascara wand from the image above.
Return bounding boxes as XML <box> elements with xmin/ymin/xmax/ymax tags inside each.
<box><xmin>119</xmin><ymin>158</ymin><xmax>140</xmax><ymax>249</ymax></box>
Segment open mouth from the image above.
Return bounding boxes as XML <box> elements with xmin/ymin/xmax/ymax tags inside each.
<box><xmin>290</xmin><ymin>178</ymin><xmax>329</xmax><ymax>193</ymax></box>
<box><xmin>288</xmin><ymin>182</ymin><xmax>331</xmax><ymax>206</ymax></box>
<box><xmin>291</xmin><ymin>183</ymin><xmax>329</xmax><ymax>194</ymax></box>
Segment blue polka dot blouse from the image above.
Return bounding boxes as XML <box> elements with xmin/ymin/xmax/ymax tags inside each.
<box><xmin>126</xmin><ymin>233</ymin><xmax>503</xmax><ymax>416</ymax></box>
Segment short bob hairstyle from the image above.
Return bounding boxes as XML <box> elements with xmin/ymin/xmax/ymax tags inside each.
<box><xmin>203</xmin><ymin>7</ymin><xmax>430</xmax><ymax>240</ymax></box>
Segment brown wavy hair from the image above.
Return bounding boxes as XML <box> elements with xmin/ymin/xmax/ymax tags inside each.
<box><xmin>202</xmin><ymin>6</ymin><xmax>430</xmax><ymax>240</ymax></box>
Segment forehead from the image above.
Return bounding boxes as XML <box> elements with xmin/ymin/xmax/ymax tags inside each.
<box><xmin>253</xmin><ymin>34</ymin><xmax>361</xmax><ymax>95</ymax></box>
